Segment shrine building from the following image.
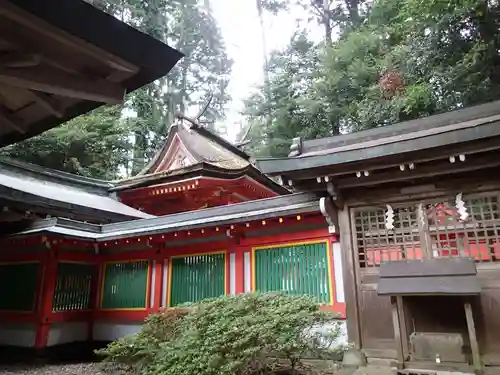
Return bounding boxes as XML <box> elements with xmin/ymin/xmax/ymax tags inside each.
<box><xmin>3</xmin><ymin>2</ymin><xmax>500</xmax><ymax>375</ymax></box>
<box><xmin>0</xmin><ymin>0</ymin><xmax>346</xmax><ymax>353</ymax></box>
<box><xmin>257</xmin><ymin>100</ymin><xmax>500</xmax><ymax>374</ymax></box>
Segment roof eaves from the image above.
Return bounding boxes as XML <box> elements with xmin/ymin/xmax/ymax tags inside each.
<box><xmin>1</xmin><ymin>0</ymin><xmax>183</xmax><ymax>147</ymax></box>
<box><xmin>0</xmin><ymin>157</ymin><xmax>112</xmax><ymax>192</ymax></box>
<box><xmin>12</xmin><ymin>193</ymin><xmax>322</xmax><ymax>240</ymax></box>
<box><xmin>299</xmin><ymin>100</ymin><xmax>500</xmax><ymax>156</ymax></box>
<box><xmin>256</xmin><ymin>115</ymin><xmax>500</xmax><ymax>175</ymax></box>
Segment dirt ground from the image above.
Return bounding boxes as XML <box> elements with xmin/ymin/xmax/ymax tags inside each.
<box><xmin>0</xmin><ymin>362</ymin><xmax>104</xmax><ymax>375</ymax></box>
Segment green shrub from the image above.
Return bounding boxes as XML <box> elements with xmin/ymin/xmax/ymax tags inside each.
<box><xmin>96</xmin><ymin>293</ymin><xmax>341</xmax><ymax>375</ymax></box>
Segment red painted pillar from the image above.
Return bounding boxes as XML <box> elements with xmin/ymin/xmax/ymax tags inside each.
<box><xmin>88</xmin><ymin>253</ymin><xmax>101</xmax><ymax>341</ymax></box>
<box><xmin>34</xmin><ymin>248</ymin><xmax>58</xmax><ymax>349</ymax></box>
<box><xmin>234</xmin><ymin>245</ymin><xmax>246</xmax><ymax>295</ymax></box>
<box><xmin>153</xmin><ymin>256</ymin><xmax>163</xmax><ymax>312</ymax></box>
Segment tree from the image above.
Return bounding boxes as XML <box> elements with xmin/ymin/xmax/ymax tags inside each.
<box><xmin>242</xmin><ymin>0</ymin><xmax>500</xmax><ymax>157</ymax></box>
<box><xmin>108</xmin><ymin>0</ymin><xmax>233</xmax><ymax>174</ymax></box>
<box><xmin>241</xmin><ymin>32</ymin><xmax>329</xmax><ymax>157</ymax></box>
<box><xmin>2</xmin><ymin>0</ymin><xmax>232</xmax><ymax>178</ymax></box>
<box><xmin>0</xmin><ymin>105</ymin><xmax>132</xmax><ymax>179</ymax></box>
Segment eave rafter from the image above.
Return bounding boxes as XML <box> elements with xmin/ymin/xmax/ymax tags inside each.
<box><xmin>0</xmin><ymin>1</ymin><xmax>141</xmax><ymax>134</ymax></box>
<box><xmin>287</xmin><ymin>147</ymin><xmax>500</xmax><ymax>196</ymax></box>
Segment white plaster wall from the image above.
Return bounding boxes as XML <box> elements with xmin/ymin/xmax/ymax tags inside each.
<box><xmin>93</xmin><ymin>322</ymin><xmax>143</xmax><ymax>341</ymax></box>
<box><xmin>47</xmin><ymin>322</ymin><xmax>89</xmax><ymax>347</ymax></box>
<box><xmin>0</xmin><ymin>324</ymin><xmax>36</xmax><ymax>347</ymax></box>
<box><xmin>332</xmin><ymin>242</ymin><xmax>345</xmax><ymax>303</ymax></box>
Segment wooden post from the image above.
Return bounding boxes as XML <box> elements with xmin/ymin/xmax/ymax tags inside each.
<box><xmin>34</xmin><ymin>248</ymin><xmax>58</xmax><ymax>349</ymax></box>
<box><xmin>464</xmin><ymin>300</ymin><xmax>482</xmax><ymax>374</ymax></box>
<box><xmin>417</xmin><ymin>202</ymin><xmax>433</xmax><ymax>258</ymax></box>
<box><xmin>338</xmin><ymin>207</ymin><xmax>362</xmax><ymax>349</ymax></box>
<box><xmin>396</xmin><ymin>296</ymin><xmax>409</xmax><ymax>361</ymax></box>
<box><xmin>391</xmin><ymin>296</ymin><xmax>405</xmax><ymax>368</ymax></box>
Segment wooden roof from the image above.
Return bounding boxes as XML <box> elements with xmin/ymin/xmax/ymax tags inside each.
<box><xmin>377</xmin><ymin>259</ymin><xmax>480</xmax><ymax>296</ymax></box>
<box><xmin>114</xmin><ymin>120</ymin><xmax>288</xmax><ymax>194</ymax></box>
<box><xmin>0</xmin><ymin>0</ymin><xmax>183</xmax><ymax>146</ymax></box>
<box><xmin>10</xmin><ymin>192</ymin><xmax>321</xmax><ymax>241</ymax></box>
<box><xmin>256</xmin><ymin>100</ymin><xmax>500</xmax><ymax>176</ymax></box>
<box><xmin>0</xmin><ymin>158</ymin><xmax>153</xmax><ymax>223</ymax></box>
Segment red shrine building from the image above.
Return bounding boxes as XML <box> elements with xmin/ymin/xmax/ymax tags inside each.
<box><xmin>0</xmin><ymin>121</ymin><xmax>346</xmax><ymax>350</ymax></box>
<box><xmin>0</xmin><ymin>0</ymin><xmax>346</xmax><ymax>352</ymax></box>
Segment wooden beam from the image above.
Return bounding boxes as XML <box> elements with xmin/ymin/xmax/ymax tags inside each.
<box><xmin>338</xmin><ymin>207</ymin><xmax>362</xmax><ymax>349</ymax></box>
<box><xmin>0</xmin><ymin>66</ymin><xmax>125</xmax><ymax>104</ymax></box>
<box><xmin>0</xmin><ymin>52</ymin><xmax>41</xmax><ymax>68</ymax></box>
<box><xmin>391</xmin><ymin>296</ymin><xmax>404</xmax><ymax>368</ymax></box>
<box><xmin>29</xmin><ymin>91</ymin><xmax>64</xmax><ymax>118</ymax></box>
<box><xmin>337</xmin><ymin>155</ymin><xmax>500</xmax><ymax>189</ymax></box>
<box><xmin>464</xmin><ymin>300</ymin><xmax>482</xmax><ymax>374</ymax></box>
<box><xmin>0</xmin><ymin>104</ymin><xmax>25</xmax><ymax>133</ymax></box>
<box><xmin>285</xmin><ymin>137</ymin><xmax>500</xmax><ymax>182</ymax></box>
<box><xmin>0</xmin><ymin>1</ymin><xmax>139</xmax><ymax>74</ymax></box>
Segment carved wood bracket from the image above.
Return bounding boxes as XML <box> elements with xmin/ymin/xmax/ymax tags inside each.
<box><xmin>319</xmin><ymin>196</ymin><xmax>339</xmax><ymax>234</ymax></box>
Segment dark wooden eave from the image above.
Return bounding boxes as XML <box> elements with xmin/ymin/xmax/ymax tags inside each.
<box><xmin>377</xmin><ymin>259</ymin><xmax>481</xmax><ymax>296</ymax></box>
<box><xmin>256</xmin><ymin>100</ymin><xmax>500</xmax><ymax>176</ymax></box>
<box><xmin>0</xmin><ymin>0</ymin><xmax>183</xmax><ymax>146</ymax></box>
<box><xmin>11</xmin><ymin>192</ymin><xmax>322</xmax><ymax>241</ymax></box>
<box><xmin>254</xmin><ymin>100</ymin><xmax>500</xmax><ymax>195</ymax></box>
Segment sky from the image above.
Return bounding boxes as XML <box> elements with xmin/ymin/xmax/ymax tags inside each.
<box><xmin>210</xmin><ymin>0</ymin><xmax>322</xmax><ymax>141</ymax></box>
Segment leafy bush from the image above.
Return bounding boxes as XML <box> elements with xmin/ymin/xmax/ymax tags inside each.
<box><xmin>97</xmin><ymin>293</ymin><xmax>342</xmax><ymax>375</ymax></box>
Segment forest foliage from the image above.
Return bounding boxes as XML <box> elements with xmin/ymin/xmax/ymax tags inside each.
<box><xmin>3</xmin><ymin>0</ymin><xmax>500</xmax><ymax>174</ymax></box>
<box><xmin>239</xmin><ymin>0</ymin><xmax>500</xmax><ymax>157</ymax></box>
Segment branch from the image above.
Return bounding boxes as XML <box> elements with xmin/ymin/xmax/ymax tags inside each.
<box><xmin>237</xmin><ymin>122</ymin><xmax>254</xmax><ymax>145</ymax></box>
<box><xmin>309</xmin><ymin>0</ymin><xmax>325</xmax><ymax>18</ymax></box>
<box><xmin>196</xmin><ymin>92</ymin><xmax>213</xmax><ymax>121</ymax></box>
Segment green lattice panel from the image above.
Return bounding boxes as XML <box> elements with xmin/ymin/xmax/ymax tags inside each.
<box><xmin>0</xmin><ymin>262</ymin><xmax>39</xmax><ymax>311</ymax></box>
<box><xmin>170</xmin><ymin>253</ymin><xmax>226</xmax><ymax>307</ymax></box>
<box><xmin>53</xmin><ymin>262</ymin><xmax>94</xmax><ymax>312</ymax></box>
<box><xmin>254</xmin><ymin>242</ymin><xmax>331</xmax><ymax>303</ymax></box>
<box><xmin>101</xmin><ymin>261</ymin><xmax>148</xmax><ymax>309</ymax></box>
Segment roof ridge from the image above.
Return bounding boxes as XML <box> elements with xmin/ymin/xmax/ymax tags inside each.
<box><xmin>189</xmin><ymin>123</ymin><xmax>250</xmax><ymax>161</ymax></box>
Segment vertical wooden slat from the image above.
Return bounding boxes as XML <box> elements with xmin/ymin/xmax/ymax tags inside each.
<box><xmin>464</xmin><ymin>300</ymin><xmax>482</xmax><ymax>374</ymax></box>
<box><xmin>253</xmin><ymin>242</ymin><xmax>330</xmax><ymax>303</ymax></box>
<box><xmin>101</xmin><ymin>261</ymin><xmax>148</xmax><ymax>309</ymax></box>
<box><xmin>169</xmin><ymin>253</ymin><xmax>226</xmax><ymax>307</ymax></box>
<box><xmin>52</xmin><ymin>263</ymin><xmax>94</xmax><ymax>312</ymax></box>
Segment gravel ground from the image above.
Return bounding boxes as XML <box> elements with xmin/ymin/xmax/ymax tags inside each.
<box><xmin>0</xmin><ymin>362</ymin><xmax>105</xmax><ymax>375</ymax></box>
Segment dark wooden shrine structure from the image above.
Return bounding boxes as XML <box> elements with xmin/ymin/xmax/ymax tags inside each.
<box><xmin>0</xmin><ymin>0</ymin><xmax>182</xmax><ymax>147</ymax></box>
<box><xmin>257</xmin><ymin>100</ymin><xmax>500</xmax><ymax>374</ymax></box>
